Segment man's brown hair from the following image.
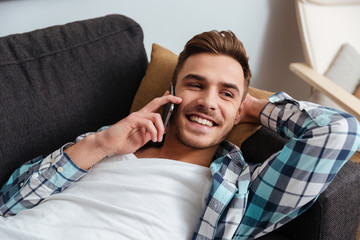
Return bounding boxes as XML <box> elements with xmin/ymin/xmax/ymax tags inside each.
<box><xmin>172</xmin><ymin>30</ymin><xmax>251</xmax><ymax>102</ymax></box>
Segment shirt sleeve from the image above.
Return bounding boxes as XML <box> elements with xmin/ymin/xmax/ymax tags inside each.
<box><xmin>0</xmin><ymin>126</ymin><xmax>109</xmax><ymax>217</ymax></box>
<box><xmin>239</xmin><ymin>92</ymin><xmax>360</xmax><ymax>238</ymax></box>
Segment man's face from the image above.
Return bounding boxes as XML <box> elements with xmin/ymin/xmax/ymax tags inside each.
<box><xmin>168</xmin><ymin>53</ymin><xmax>245</xmax><ymax>149</ymax></box>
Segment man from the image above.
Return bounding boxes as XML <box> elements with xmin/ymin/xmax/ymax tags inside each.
<box><xmin>0</xmin><ymin>31</ymin><xmax>359</xmax><ymax>239</ymax></box>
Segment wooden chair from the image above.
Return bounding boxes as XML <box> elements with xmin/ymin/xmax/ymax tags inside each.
<box><xmin>290</xmin><ymin>0</ymin><xmax>360</xmax><ymax>119</ymax></box>
<box><xmin>290</xmin><ymin>0</ymin><xmax>360</xmax><ymax>165</ymax></box>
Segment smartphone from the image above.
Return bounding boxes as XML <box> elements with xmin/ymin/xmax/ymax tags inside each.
<box><xmin>162</xmin><ymin>83</ymin><xmax>175</xmax><ymax>129</ymax></box>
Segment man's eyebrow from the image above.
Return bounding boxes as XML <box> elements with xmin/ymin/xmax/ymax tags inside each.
<box><xmin>183</xmin><ymin>73</ymin><xmax>241</xmax><ymax>95</ymax></box>
<box><xmin>221</xmin><ymin>82</ymin><xmax>240</xmax><ymax>95</ymax></box>
<box><xmin>182</xmin><ymin>74</ymin><xmax>205</xmax><ymax>81</ymax></box>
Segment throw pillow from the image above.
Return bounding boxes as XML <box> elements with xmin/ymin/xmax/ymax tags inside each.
<box><xmin>130</xmin><ymin>43</ymin><xmax>274</xmax><ymax>147</ymax></box>
<box><xmin>309</xmin><ymin>43</ymin><xmax>360</xmax><ymax>110</ymax></box>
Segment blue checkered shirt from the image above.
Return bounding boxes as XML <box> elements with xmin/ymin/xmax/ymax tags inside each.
<box><xmin>1</xmin><ymin>92</ymin><xmax>360</xmax><ymax>239</ymax></box>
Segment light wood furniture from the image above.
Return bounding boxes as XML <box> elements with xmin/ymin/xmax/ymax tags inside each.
<box><xmin>290</xmin><ymin>0</ymin><xmax>360</xmax><ymax>166</ymax></box>
<box><xmin>290</xmin><ymin>63</ymin><xmax>360</xmax><ymax>120</ymax></box>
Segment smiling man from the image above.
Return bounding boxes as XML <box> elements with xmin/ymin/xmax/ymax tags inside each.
<box><xmin>136</xmin><ymin>52</ymin><xmax>249</xmax><ymax>168</ymax></box>
<box><xmin>1</xmin><ymin>31</ymin><xmax>359</xmax><ymax>240</ymax></box>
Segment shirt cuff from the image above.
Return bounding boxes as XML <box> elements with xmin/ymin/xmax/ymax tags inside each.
<box><xmin>259</xmin><ymin>102</ymin><xmax>278</xmax><ymax>131</ymax></box>
<box><xmin>39</xmin><ymin>143</ymin><xmax>88</xmax><ymax>190</ymax></box>
<box><xmin>259</xmin><ymin>92</ymin><xmax>295</xmax><ymax>131</ymax></box>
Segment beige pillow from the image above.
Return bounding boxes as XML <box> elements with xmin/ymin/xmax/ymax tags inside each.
<box><xmin>309</xmin><ymin>43</ymin><xmax>360</xmax><ymax>110</ymax></box>
<box><xmin>130</xmin><ymin>43</ymin><xmax>273</xmax><ymax>147</ymax></box>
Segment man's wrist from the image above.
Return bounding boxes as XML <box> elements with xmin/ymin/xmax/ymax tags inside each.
<box><xmin>246</xmin><ymin>98</ymin><xmax>269</xmax><ymax>125</ymax></box>
<box><xmin>253</xmin><ymin>99</ymin><xmax>269</xmax><ymax>122</ymax></box>
<box><xmin>65</xmin><ymin>133</ymin><xmax>109</xmax><ymax>170</ymax></box>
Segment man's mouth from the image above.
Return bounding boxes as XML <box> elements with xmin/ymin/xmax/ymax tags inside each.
<box><xmin>188</xmin><ymin>115</ymin><xmax>216</xmax><ymax>127</ymax></box>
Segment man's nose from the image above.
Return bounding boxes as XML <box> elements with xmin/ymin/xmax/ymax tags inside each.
<box><xmin>197</xmin><ymin>89</ymin><xmax>217</xmax><ymax>110</ymax></box>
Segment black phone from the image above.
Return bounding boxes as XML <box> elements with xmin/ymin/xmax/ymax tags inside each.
<box><xmin>162</xmin><ymin>83</ymin><xmax>175</xmax><ymax>129</ymax></box>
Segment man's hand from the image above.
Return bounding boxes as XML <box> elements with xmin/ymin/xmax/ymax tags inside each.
<box><xmin>65</xmin><ymin>92</ymin><xmax>182</xmax><ymax>170</ymax></box>
<box><xmin>239</xmin><ymin>94</ymin><xmax>269</xmax><ymax>125</ymax></box>
<box><xmin>98</xmin><ymin>92</ymin><xmax>182</xmax><ymax>156</ymax></box>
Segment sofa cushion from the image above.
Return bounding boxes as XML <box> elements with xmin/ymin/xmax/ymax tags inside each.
<box><xmin>0</xmin><ymin>14</ymin><xmax>148</xmax><ymax>186</ymax></box>
<box><xmin>130</xmin><ymin>43</ymin><xmax>274</xmax><ymax>148</ymax></box>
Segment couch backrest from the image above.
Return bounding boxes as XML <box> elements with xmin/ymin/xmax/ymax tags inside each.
<box><xmin>0</xmin><ymin>14</ymin><xmax>148</xmax><ymax>186</ymax></box>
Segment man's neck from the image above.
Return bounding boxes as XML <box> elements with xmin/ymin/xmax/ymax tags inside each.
<box><xmin>135</xmin><ymin>137</ymin><xmax>218</xmax><ymax>168</ymax></box>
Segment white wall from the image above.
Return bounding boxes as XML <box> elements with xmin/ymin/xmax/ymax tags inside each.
<box><xmin>0</xmin><ymin>0</ymin><xmax>310</xmax><ymax>99</ymax></box>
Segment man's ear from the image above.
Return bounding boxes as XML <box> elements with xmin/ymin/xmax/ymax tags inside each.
<box><xmin>234</xmin><ymin>103</ymin><xmax>244</xmax><ymax>125</ymax></box>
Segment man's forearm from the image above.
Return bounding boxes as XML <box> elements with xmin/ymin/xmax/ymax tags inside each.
<box><xmin>64</xmin><ymin>132</ymin><xmax>109</xmax><ymax>171</ymax></box>
<box><xmin>239</xmin><ymin>92</ymin><xmax>360</xmax><ymax>238</ymax></box>
<box><xmin>0</xmin><ymin>146</ymin><xmax>87</xmax><ymax>216</ymax></box>
<box><xmin>0</xmin><ymin>128</ymin><xmax>102</xmax><ymax>216</ymax></box>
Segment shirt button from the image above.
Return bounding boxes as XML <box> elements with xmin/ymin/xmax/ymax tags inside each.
<box><xmin>57</xmin><ymin>167</ymin><xmax>63</xmax><ymax>173</ymax></box>
<box><xmin>19</xmin><ymin>182</ymin><xmax>24</xmax><ymax>187</ymax></box>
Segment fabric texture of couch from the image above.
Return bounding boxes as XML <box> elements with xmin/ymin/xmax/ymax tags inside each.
<box><xmin>0</xmin><ymin>14</ymin><xmax>148</xmax><ymax>186</ymax></box>
<box><xmin>0</xmin><ymin>14</ymin><xmax>359</xmax><ymax>240</ymax></box>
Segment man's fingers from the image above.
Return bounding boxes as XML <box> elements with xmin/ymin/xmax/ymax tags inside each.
<box><xmin>151</xmin><ymin>112</ymin><xmax>165</xmax><ymax>142</ymax></box>
<box><xmin>139</xmin><ymin>93</ymin><xmax>182</xmax><ymax>114</ymax></box>
<box><xmin>142</xmin><ymin>119</ymin><xmax>158</xmax><ymax>142</ymax></box>
<box><xmin>130</xmin><ymin>112</ymin><xmax>164</xmax><ymax>142</ymax></box>
<box><xmin>127</xmin><ymin>91</ymin><xmax>182</xmax><ymax>144</ymax></box>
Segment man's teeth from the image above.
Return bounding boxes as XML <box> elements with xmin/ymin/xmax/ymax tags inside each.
<box><xmin>189</xmin><ymin>115</ymin><xmax>214</xmax><ymax>127</ymax></box>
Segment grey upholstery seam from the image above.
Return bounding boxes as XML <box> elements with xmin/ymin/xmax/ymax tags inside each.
<box><xmin>0</xmin><ymin>23</ymin><xmax>141</xmax><ymax>67</ymax></box>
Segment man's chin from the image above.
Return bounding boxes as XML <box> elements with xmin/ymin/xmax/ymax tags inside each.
<box><xmin>175</xmin><ymin>131</ymin><xmax>222</xmax><ymax>150</ymax></box>
<box><xmin>170</xmin><ymin>117</ymin><xmax>230</xmax><ymax>150</ymax></box>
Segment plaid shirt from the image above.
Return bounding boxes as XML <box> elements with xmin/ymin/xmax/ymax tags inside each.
<box><xmin>1</xmin><ymin>92</ymin><xmax>359</xmax><ymax>239</ymax></box>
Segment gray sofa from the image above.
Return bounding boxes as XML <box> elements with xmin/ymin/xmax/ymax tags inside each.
<box><xmin>0</xmin><ymin>14</ymin><xmax>359</xmax><ymax>239</ymax></box>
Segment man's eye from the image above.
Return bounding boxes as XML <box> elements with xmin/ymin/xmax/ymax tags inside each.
<box><xmin>221</xmin><ymin>92</ymin><xmax>234</xmax><ymax>98</ymax></box>
<box><xmin>189</xmin><ymin>84</ymin><xmax>202</xmax><ymax>89</ymax></box>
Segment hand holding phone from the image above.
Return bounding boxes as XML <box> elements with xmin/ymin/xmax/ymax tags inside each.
<box><xmin>161</xmin><ymin>83</ymin><xmax>175</xmax><ymax>129</ymax></box>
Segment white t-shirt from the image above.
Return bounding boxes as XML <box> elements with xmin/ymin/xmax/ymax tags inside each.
<box><xmin>0</xmin><ymin>154</ymin><xmax>212</xmax><ymax>240</ymax></box>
